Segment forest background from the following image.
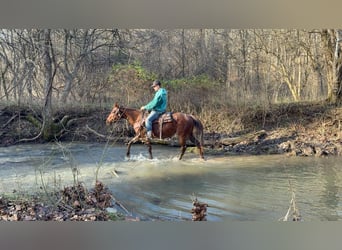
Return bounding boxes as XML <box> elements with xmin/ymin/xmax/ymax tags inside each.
<box><xmin>1</xmin><ymin>29</ymin><xmax>342</xmax><ymax>142</ymax></box>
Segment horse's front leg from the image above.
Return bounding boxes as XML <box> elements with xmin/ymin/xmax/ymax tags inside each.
<box><xmin>126</xmin><ymin>134</ymin><xmax>141</xmax><ymax>158</ymax></box>
<box><xmin>146</xmin><ymin>141</ymin><xmax>153</xmax><ymax>159</ymax></box>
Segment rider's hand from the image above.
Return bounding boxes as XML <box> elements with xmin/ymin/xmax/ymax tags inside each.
<box><xmin>140</xmin><ymin>106</ymin><xmax>145</xmax><ymax>111</ymax></box>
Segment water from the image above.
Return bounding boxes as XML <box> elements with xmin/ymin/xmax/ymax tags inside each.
<box><xmin>1</xmin><ymin>142</ymin><xmax>342</xmax><ymax>221</ymax></box>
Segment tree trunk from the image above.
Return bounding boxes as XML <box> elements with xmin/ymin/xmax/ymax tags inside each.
<box><xmin>330</xmin><ymin>29</ymin><xmax>342</xmax><ymax>105</ymax></box>
<box><xmin>0</xmin><ymin>63</ymin><xmax>9</xmax><ymax>101</ymax></box>
<box><xmin>181</xmin><ymin>29</ymin><xmax>186</xmax><ymax>78</ymax></box>
<box><xmin>42</xmin><ymin>29</ymin><xmax>55</xmax><ymax>141</ymax></box>
<box><xmin>324</xmin><ymin>29</ymin><xmax>342</xmax><ymax>105</ymax></box>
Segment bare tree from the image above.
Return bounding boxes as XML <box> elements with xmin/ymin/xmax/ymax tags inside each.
<box><xmin>0</xmin><ymin>29</ymin><xmax>40</xmax><ymax>103</ymax></box>
<box><xmin>0</xmin><ymin>28</ymin><xmax>339</xmax><ymax>111</ymax></box>
<box><xmin>58</xmin><ymin>29</ymin><xmax>121</xmax><ymax>103</ymax></box>
<box><xmin>326</xmin><ymin>29</ymin><xmax>342</xmax><ymax>105</ymax></box>
<box><xmin>0</xmin><ymin>38</ymin><xmax>10</xmax><ymax>100</ymax></box>
<box><xmin>41</xmin><ymin>29</ymin><xmax>56</xmax><ymax>140</ymax></box>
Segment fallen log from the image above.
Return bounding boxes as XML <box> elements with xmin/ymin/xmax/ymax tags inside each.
<box><xmin>220</xmin><ymin>130</ymin><xmax>267</xmax><ymax>146</ymax></box>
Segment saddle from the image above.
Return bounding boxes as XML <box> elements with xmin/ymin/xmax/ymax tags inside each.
<box><xmin>154</xmin><ymin>112</ymin><xmax>173</xmax><ymax>124</ymax></box>
<box><xmin>143</xmin><ymin>112</ymin><xmax>174</xmax><ymax>139</ymax></box>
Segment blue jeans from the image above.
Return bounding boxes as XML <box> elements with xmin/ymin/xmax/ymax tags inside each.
<box><xmin>145</xmin><ymin>110</ymin><xmax>163</xmax><ymax>132</ymax></box>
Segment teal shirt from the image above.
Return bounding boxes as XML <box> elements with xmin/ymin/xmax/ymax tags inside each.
<box><xmin>144</xmin><ymin>88</ymin><xmax>168</xmax><ymax>112</ymax></box>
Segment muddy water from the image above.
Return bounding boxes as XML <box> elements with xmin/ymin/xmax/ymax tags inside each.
<box><xmin>1</xmin><ymin>142</ymin><xmax>342</xmax><ymax>221</ymax></box>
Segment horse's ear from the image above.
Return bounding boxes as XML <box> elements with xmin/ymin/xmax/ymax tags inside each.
<box><xmin>114</xmin><ymin>102</ymin><xmax>119</xmax><ymax>107</ymax></box>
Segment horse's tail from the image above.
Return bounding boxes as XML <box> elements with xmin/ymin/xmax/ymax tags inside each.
<box><xmin>189</xmin><ymin>115</ymin><xmax>204</xmax><ymax>146</ymax></box>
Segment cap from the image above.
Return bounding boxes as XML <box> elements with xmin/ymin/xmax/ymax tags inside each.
<box><xmin>151</xmin><ymin>80</ymin><xmax>161</xmax><ymax>87</ymax></box>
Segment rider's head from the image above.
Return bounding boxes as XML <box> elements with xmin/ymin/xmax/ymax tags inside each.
<box><xmin>151</xmin><ymin>80</ymin><xmax>161</xmax><ymax>90</ymax></box>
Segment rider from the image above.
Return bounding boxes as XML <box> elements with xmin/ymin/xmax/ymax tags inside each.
<box><xmin>140</xmin><ymin>80</ymin><xmax>168</xmax><ymax>139</ymax></box>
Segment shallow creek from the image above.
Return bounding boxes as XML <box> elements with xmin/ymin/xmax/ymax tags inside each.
<box><xmin>1</xmin><ymin>142</ymin><xmax>342</xmax><ymax>221</ymax></box>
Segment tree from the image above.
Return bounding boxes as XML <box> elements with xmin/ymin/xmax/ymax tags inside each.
<box><xmin>327</xmin><ymin>29</ymin><xmax>342</xmax><ymax>105</ymax></box>
<box><xmin>41</xmin><ymin>29</ymin><xmax>56</xmax><ymax>141</ymax></box>
<box><xmin>58</xmin><ymin>29</ymin><xmax>121</xmax><ymax>103</ymax></box>
<box><xmin>0</xmin><ymin>29</ymin><xmax>38</xmax><ymax>103</ymax></box>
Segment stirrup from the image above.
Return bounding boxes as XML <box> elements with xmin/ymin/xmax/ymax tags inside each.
<box><xmin>146</xmin><ymin>131</ymin><xmax>152</xmax><ymax>140</ymax></box>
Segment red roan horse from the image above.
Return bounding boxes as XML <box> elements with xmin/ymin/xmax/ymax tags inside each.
<box><xmin>106</xmin><ymin>103</ymin><xmax>205</xmax><ymax>160</ymax></box>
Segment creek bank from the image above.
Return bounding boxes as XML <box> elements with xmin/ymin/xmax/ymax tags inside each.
<box><xmin>204</xmin><ymin>105</ymin><xmax>342</xmax><ymax>157</ymax></box>
<box><xmin>206</xmin><ymin>128</ymin><xmax>342</xmax><ymax>157</ymax></box>
<box><xmin>1</xmin><ymin>103</ymin><xmax>342</xmax><ymax>157</ymax></box>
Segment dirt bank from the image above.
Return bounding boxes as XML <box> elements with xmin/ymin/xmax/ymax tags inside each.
<box><xmin>208</xmin><ymin>102</ymin><xmax>342</xmax><ymax>157</ymax></box>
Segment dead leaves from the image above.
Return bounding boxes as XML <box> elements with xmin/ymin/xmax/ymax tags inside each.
<box><xmin>0</xmin><ymin>181</ymin><xmax>121</xmax><ymax>221</ymax></box>
<box><xmin>191</xmin><ymin>198</ymin><xmax>208</xmax><ymax>221</ymax></box>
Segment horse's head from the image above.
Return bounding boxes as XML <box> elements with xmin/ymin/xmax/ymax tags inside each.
<box><xmin>106</xmin><ymin>103</ymin><xmax>124</xmax><ymax>125</ymax></box>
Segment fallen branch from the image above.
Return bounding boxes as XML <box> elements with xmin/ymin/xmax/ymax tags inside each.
<box><xmin>112</xmin><ymin>198</ymin><xmax>130</xmax><ymax>215</ymax></box>
<box><xmin>110</xmin><ymin>169</ymin><xmax>119</xmax><ymax>178</ymax></box>
<box><xmin>220</xmin><ymin>130</ymin><xmax>267</xmax><ymax>146</ymax></box>
<box><xmin>85</xmin><ymin>124</ymin><xmax>117</xmax><ymax>140</ymax></box>
<box><xmin>2</xmin><ymin>114</ymin><xmax>17</xmax><ymax>129</ymax></box>
<box><xmin>280</xmin><ymin>181</ymin><xmax>302</xmax><ymax>221</ymax></box>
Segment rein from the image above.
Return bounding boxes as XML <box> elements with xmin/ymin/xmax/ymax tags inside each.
<box><xmin>116</xmin><ymin>106</ymin><xmax>145</xmax><ymax>133</ymax></box>
<box><xmin>110</xmin><ymin>106</ymin><xmax>127</xmax><ymax>122</ymax></box>
<box><xmin>134</xmin><ymin>109</ymin><xmax>146</xmax><ymax>133</ymax></box>
<box><xmin>117</xmin><ymin>106</ymin><xmax>126</xmax><ymax>120</ymax></box>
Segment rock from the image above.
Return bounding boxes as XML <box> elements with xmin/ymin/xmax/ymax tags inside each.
<box><xmin>23</xmin><ymin>215</ymin><xmax>34</xmax><ymax>221</ymax></box>
<box><xmin>106</xmin><ymin>207</ymin><xmax>118</xmax><ymax>214</ymax></box>
<box><xmin>302</xmin><ymin>146</ymin><xmax>314</xmax><ymax>156</ymax></box>
<box><xmin>278</xmin><ymin>140</ymin><xmax>295</xmax><ymax>154</ymax></box>
<box><xmin>314</xmin><ymin>147</ymin><xmax>323</xmax><ymax>157</ymax></box>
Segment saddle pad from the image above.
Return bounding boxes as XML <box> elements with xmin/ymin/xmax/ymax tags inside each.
<box><xmin>160</xmin><ymin>112</ymin><xmax>173</xmax><ymax>123</ymax></box>
<box><xmin>153</xmin><ymin>112</ymin><xmax>173</xmax><ymax>124</ymax></box>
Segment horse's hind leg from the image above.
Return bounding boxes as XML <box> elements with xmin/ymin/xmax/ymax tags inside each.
<box><xmin>178</xmin><ymin>137</ymin><xmax>187</xmax><ymax>160</ymax></box>
<box><xmin>190</xmin><ymin>135</ymin><xmax>205</xmax><ymax>160</ymax></box>
<box><xmin>179</xmin><ymin>145</ymin><xmax>186</xmax><ymax>160</ymax></box>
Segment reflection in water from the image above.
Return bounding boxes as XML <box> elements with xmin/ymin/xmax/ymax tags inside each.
<box><xmin>1</xmin><ymin>143</ymin><xmax>342</xmax><ymax>221</ymax></box>
<box><xmin>318</xmin><ymin>161</ymin><xmax>340</xmax><ymax>220</ymax></box>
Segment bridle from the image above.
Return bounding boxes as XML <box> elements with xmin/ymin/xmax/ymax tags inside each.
<box><xmin>109</xmin><ymin>106</ymin><xmax>146</xmax><ymax>133</ymax></box>
<box><xmin>110</xmin><ymin>106</ymin><xmax>126</xmax><ymax>121</ymax></box>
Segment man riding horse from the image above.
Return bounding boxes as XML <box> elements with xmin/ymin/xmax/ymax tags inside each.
<box><xmin>106</xmin><ymin>79</ymin><xmax>204</xmax><ymax>160</ymax></box>
<box><xmin>140</xmin><ymin>80</ymin><xmax>168</xmax><ymax>140</ymax></box>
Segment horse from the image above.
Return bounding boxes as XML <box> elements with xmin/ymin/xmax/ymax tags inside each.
<box><xmin>106</xmin><ymin>103</ymin><xmax>205</xmax><ymax>160</ymax></box>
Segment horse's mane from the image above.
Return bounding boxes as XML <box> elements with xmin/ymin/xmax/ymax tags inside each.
<box><xmin>119</xmin><ymin>106</ymin><xmax>140</xmax><ymax>112</ymax></box>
